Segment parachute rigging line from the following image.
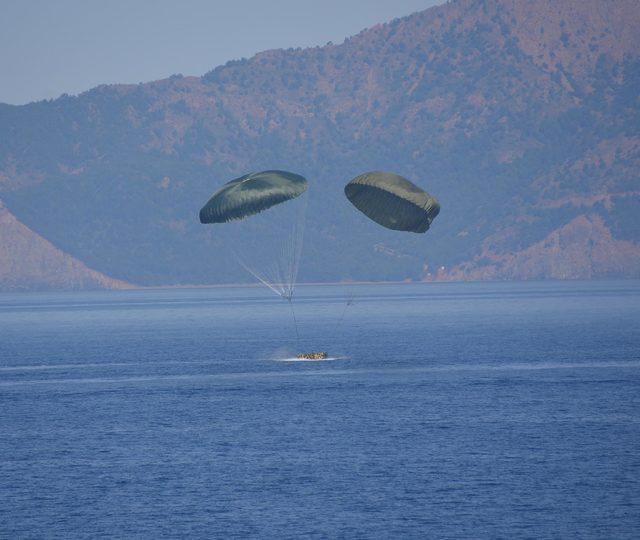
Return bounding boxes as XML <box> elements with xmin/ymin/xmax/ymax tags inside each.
<box><xmin>288</xmin><ymin>296</ymin><xmax>301</xmax><ymax>350</ymax></box>
<box><xmin>332</xmin><ymin>291</ymin><xmax>355</xmax><ymax>336</ymax></box>
<box><xmin>199</xmin><ymin>170</ymin><xmax>309</xmax><ymax>345</ymax></box>
<box><xmin>230</xmin><ymin>189</ymin><xmax>307</xmax><ymax>302</ymax></box>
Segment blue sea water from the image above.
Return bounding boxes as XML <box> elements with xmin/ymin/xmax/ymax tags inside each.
<box><xmin>1</xmin><ymin>281</ymin><xmax>639</xmax><ymax>539</ymax></box>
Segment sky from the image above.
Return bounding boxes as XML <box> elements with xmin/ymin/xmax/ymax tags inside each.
<box><xmin>1</xmin><ymin>0</ymin><xmax>442</xmax><ymax>105</ymax></box>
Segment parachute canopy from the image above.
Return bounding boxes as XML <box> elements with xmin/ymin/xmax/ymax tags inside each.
<box><xmin>199</xmin><ymin>170</ymin><xmax>308</xmax><ymax>224</ymax></box>
<box><xmin>344</xmin><ymin>171</ymin><xmax>440</xmax><ymax>233</ymax></box>
<box><xmin>199</xmin><ymin>169</ymin><xmax>308</xmax><ymax>301</ymax></box>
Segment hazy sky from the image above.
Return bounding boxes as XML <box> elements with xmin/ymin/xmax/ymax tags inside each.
<box><xmin>1</xmin><ymin>0</ymin><xmax>442</xmax><ymax>105</ymax></box>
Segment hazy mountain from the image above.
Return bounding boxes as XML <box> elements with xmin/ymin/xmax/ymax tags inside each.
<box><xmin>0</xmin><ymin>0</ymin><xmax>638</xmax><ymax>290</ymax></box>
<box><xmin>0</xmin><ymin>201</ymin><xmax>131</xmax><ymax>291</ymax></box>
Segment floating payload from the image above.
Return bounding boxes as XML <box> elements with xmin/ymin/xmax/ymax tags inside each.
<box><xmin>344</xmin><ymin>171</ymin><xmax>440</xmax><ymax>233</ymax></box>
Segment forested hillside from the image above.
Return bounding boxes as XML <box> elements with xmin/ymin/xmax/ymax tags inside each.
<box><xmin>1</xmin><ymin>0</ymin><xmax>638</xmax><ymax>289</ymax></box>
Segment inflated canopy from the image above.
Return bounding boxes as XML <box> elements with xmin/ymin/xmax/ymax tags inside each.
<box><xmin>199</xmin><ymin>170</ymin><xmax>308</xmax><ymax>224</ymax></box>
<box><xmin>344</xmin><ymin>171</ymin><xmax>440</xmax><ymax>233</ymax></box>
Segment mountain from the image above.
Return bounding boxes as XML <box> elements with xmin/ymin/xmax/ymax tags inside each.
<box><xmin>0</xmin><ymin>0</ymin><xmax>638</xmax><ymax>290</ymax></box>
<box><xmin>0</xmin><ymin>201</ymin><xmax>131</xmax><ymax>291</ymax></box>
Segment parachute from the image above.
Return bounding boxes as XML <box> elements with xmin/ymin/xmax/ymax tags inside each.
<box><xmin>344</xmin><ymin>171</ymin><xmax>440</xmax><ymax>233</ymax></box>
<box><xmin>200</xmin><ymin>170</ymin><xmax>308</xmax><ymax>302</ymax></box>
<box><xmin>199</xmin><ymin>170</ymin><xmax>307</xmax><ymax>226</ymax></box>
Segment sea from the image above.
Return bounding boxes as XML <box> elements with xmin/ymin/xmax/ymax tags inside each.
<box><xmin>1</xmin><ymin>281</ymin><xmax>639</xmax><ymax>539</ymax></box>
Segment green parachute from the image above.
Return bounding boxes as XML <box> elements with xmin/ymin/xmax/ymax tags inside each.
<box><xmin>199</xmin><ymin>170</ymin><xmax>308</xmax><ymax>302</ymax></box>
<box><xmin>199</xmin><ymin>170</ymin><xmax>308</xmax><ymax>225</ymax></box>
<box><xmin>344</xmin><ymin>171</ymin><xmax>440</xmax><ymax>233</ymax></box>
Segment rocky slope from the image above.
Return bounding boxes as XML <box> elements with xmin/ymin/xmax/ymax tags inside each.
<box><xmin>0</xmin><ymin>201</ymin><xmax>132</xmax><ymax>291</ymax></box>
<box><xmin>436</xmin><ymin>215</ymin><xmax>640</xmax><ymax>281</ymax></box>
<box><xmin>0</xmin><ymin>0</ymin><xmax>638</xmax><ymax>289</ymax></box>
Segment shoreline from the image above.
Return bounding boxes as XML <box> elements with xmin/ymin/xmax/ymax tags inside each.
<box><xmin>1</xmin><ymin>277</ymin><xmax>639</xmax><ymax>296</ymax></box>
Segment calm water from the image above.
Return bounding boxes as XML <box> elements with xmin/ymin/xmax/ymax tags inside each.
<box><xmin>1</xmin><ymin>281</ymin><xmax>639</xmax><ymax>538</ymax></box>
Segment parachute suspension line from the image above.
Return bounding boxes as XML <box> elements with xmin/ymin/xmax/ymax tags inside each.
<box><xmin>288</xmin><ymin>191</ymin><xmax>308</xmax><ymax>299</ymax></box>
<box><xmin>222</xmin><ymin>180</ymin><xmax>308</xmax><ymax>348</ymax></box>
<box><xmin>332</xmin><ymin>292</ymin><xmax>355</xmax><ymax>336</ymax></box>
<box><xmin>280</xmin><ymin>197</ymin><xmax>296</xmax><ymax>300</ymax></box>
<box><xmin>235</xmin><ymin>254</ymin><xmax>284</xmax><ymax>298</ymax></box>
<box><xmin>230</xmin><ymin>191</ymin><xmax>307</xmax><ymax>304</ymax></box>
<box><xmin>268</xmin><ymin>257</ymin><xmax>286</xmax><ymax>298</ymax></box>
<box><xmin>284</xmin><ymin>212</ymin><xmax>294</xmax><ymax>299</ymax></box>
<box><xmin>201</xmin><ymin>172</ymin><xmax>311</xmax><ymax>354</ymax></box>
<box><xmin>335</xmin><ymin>302</ymin><xmax>350</xmax><ymax>333</ymax></box>
<box><xmin>280</xmin><ymin>209</ymin><xmax>292</xmax><ymax>298</ymax></box>
<box><xmin>264</xmin><ymin>190</ymin><xmax>307</xmax><ymax>301</ymax></box>
<box><xmin>283</xmin><ymin>194</ymin><xmax>307</xmax><ymax>346</ymax></box>
<box><xmin>289</xmin><ymin>197</ymin><xmax>299</xmax><ymax>297</ymax></box>
<box><xmin>288</xmin><ymin>296</ymin><xmax>300</xmax><ymax>349</ymax></box>
<box><xmin>333</xmin><ymin>291</ymin><xmax>355</xmax><ymax>346</ymax></box>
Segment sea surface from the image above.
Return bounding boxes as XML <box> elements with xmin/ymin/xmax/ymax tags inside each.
<box><xmin>1</xmin><ymin>281</ymin><xmax>639</xmax><ymax>539</ymax></box>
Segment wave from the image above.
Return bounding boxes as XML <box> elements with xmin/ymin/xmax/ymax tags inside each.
<box><xmin>0</xmin><ymin>359</ymin><xmax>206</xmax><ymax>372</ymax></box>
<box><xmin>1</xmin><ymin>359</ymin><xmax>638</xmax><ymax>388</ymax></box>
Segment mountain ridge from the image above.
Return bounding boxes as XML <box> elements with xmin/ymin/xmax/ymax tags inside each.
<box><xmin>0</xmin><ymin>0</ymin><xmax>638</xmax><ymax>290</ymax></box>
<box><xmin>0</xmin><ymin>200</ymin><xmax>132</xmax><ymax>291</ymax></box>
